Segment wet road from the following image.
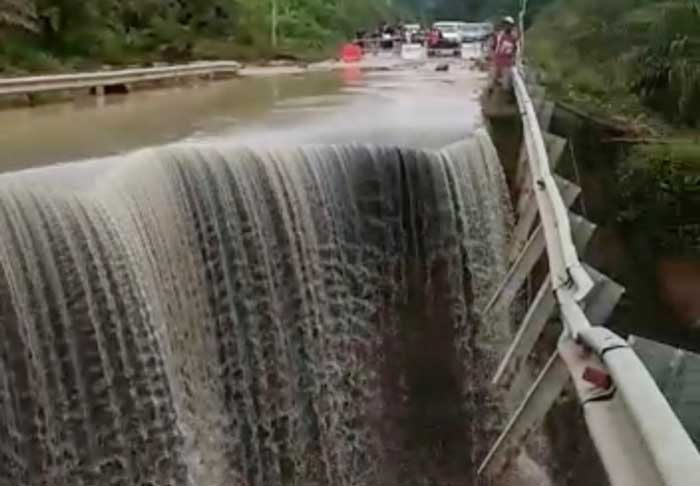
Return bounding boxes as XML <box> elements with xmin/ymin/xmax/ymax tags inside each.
<box><xmin>0</xmin><ymin>58</ymin><xmax>487</xmax><ymax>173</ymax></box>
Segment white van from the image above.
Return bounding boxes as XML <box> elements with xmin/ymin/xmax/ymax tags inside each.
<box><xmin>462</xmin><ymin>22</ymin><xmax>493</xmax><ymax>43</ymax></box>
<box><xmin>433</xmin><ymin>21</ymin><xmax>467</xmax><ymax>46</ymax></box>
<box><xmin>434</xmin><ymin>21</ymin><xmax>493</xmax><ymax>44</ymax></box>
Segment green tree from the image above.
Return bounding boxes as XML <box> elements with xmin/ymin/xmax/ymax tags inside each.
<box><xmin>0</xmin><ymin>0</ymin><xmax>422</xmax><ymax>70</ymax></box>
<box><xmin>527</xmin><ymin>0</ymin><xmax>700</xmax><ymax>125</ymax></box>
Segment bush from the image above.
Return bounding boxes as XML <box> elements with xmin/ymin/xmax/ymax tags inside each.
<box><xmin>0</xmin><ymin>0</ymin><xmax>418</xmax><ymax>70</ymax></box>
<box><xmin>0</xmin><ymin>36</ymin><xmax>62</xmax><ymax>72</ymax></box>
<box><xmin>529</xmin><ymin>0</ymin><xmax>700</xmax><ymax>125</ymax></box>
<box><xmin>617</xmin><ymin>142</ymin><xmax>700</xmax><ymax>252</ymax></box>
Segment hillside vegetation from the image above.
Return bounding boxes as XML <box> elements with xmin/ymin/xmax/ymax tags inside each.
<box><xmin>528</xmin><ymin>0</ymin><xmax>700</xmax><ymax>128</ymax></box>
<box><xmin>527</xmin><ymin>0</ymin><xmax>699</xmax><ymax>256</ymax></box>
<box><xmin>0</xmin><ymin>0</ymin><xmax>547</xmax><ymax>73</ymax></box>
<box><xmin>0</xmin><ymin>0</ymin><xmax>414</xmax><ymax>72</ymax></box>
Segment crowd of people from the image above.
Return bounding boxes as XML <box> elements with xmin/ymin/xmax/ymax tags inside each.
<box><xmin>352</xmin><ymin>16</ymin><xmax>520</xmax><ymax>94</ymax></box>
<box><xmin>354</xmin><ymin>22</ymin><xmax>410</xmax><ymax>50</ymax></box>
<box><xmin>354</xmin><ymin>22</ymin><xmax>453</xmax><ymax>50</ymax></box>
<box><xmin>355</xmin><ymin>17</ymin><xmax>516</xmax><ymax>50</ymax></box>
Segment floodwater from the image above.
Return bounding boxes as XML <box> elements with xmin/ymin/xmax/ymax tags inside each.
<box><xmin>0</xmin><ymin>58</ymin><xmax>527</xmax><ymax>486</ymax></box>
<box><xmin>0</xmin><ymin>60</ymin><xmax>486</xmax><ymax>172</ymax></box>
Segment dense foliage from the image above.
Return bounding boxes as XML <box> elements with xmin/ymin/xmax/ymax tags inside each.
<box><xmin>528</xmin><ymin>0</ymin><xmax>700</xmax><ymax>127</ymax></box>
<box><xmin>400</xmin><ymin>0</ymin><xmax>525</xmax><ymax>21</ymax></box>
<box><xmin>0</xmin><ymin>0</ymin><xmax>417</xmax><ymax>71</ymax></box>
<box><xmin>0</xmin><ymin>0</ymin><xmax>38</xmax><ymax>31</ymax></box>
<box><xmin>618</xmin><ymin>142</ymin><xmax>700</xmax><ymax>253</ymax></box>
<box><xmin>0</xmin><ymin>0</ymin><xmax>551</xmax><ymax>71</ymax></box>
<box><xmin>0</xmin><ymin>0</ymin><xmax>561</xmax><ymax>72</ymax></box>
<box><xmin>524</xmin><ymin>0</ymin><xmax>699</xmax><ymax>255</ymax></box>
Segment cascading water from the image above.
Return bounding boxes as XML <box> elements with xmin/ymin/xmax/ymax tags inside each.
<box><xmin>0</xmin><ymin>130</ymin><xmax>512</xmax><ymax>486</ymax></box>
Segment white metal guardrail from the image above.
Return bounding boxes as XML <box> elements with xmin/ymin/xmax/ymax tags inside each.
<box><xmin>478</xmin><ymin>1</ymin><xmax>700</xmax><ymax>483</ymax></box>
<box><xmin>512</xmin><ymin>72</ymin><xmax>594</xmax><ymax>306</ymax></box>
<box><xmin>0</xmin><ymin>61</ymin><xmax>241</xmax><ymax>96</ymax></box>
<box><xmin>507</xmin><ymin>62</ymin><xmax>700</xmax><ymax>486</ymax></box>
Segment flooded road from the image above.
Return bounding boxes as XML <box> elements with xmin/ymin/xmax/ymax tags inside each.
<box><xmin>0</xmin><ymin>58</ymin><xmax>552</xmax><ymax>486</ymax></box>
<box><xmin>0</xmin><ymin>60</ymin><xmax>486</xmax><ymax>172</ymax></box>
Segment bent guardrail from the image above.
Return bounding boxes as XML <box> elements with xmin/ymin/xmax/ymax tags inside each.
<box><xmin>0</xmin><ymin>61</ymin><xmax>241</xmax><ymax>97</ymax></box>
<box><xmin>512</xmin><ymin>71</ymin><xmax>594</xmax><ymax>306</ymax></box>
<box><xmin>478</xmin><ymin>1</ymin><xmax>700</xmax><ymax>483</ymax></box>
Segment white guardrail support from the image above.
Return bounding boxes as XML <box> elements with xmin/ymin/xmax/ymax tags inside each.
<box><xmin>0</xmin><ymin>61</ymin><xmax>241</xmax><ymax>97</ymax></box>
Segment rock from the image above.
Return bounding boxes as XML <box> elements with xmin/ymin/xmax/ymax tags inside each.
<box><xmin>657</xmin><ymin>257</ymin><xmax>700</xmax><ymax>329</ymax></box>
<box><xmin>499</xmin><ymin>451</ymin><xmax>553</xmax><ymax>486</ymax></box>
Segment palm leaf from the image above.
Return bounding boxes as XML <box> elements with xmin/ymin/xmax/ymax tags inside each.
<box><xmin>0</xmin><ymin>0</ymin><xmax>39</xmax><ymax>32</ymax></box>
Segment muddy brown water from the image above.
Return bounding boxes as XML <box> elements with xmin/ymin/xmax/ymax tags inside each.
<box><xmin>0</xmin><ymin>63</ymin><xmax>486</xmax><ymax>173</ymax></box>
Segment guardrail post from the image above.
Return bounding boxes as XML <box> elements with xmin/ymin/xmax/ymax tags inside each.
<box><xmin>94</xmin><ymin>85</ymin><xmax>105</xmax><ymax>107</ymax></box>
<box><xmin>484</xmin><ymin>211</ymin><xmax>596</xmax><ymax>318</ymax></box>
<box><xmin>478</xmin><ymin>347</ymin><xmax>570</xmax><ymax>478</ymax></box>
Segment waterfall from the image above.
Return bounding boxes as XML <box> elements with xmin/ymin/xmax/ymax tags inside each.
<box><xmin>0</xmin><ymin>130</ymin><xmax>512</xmax><ymax>486</ymax></box>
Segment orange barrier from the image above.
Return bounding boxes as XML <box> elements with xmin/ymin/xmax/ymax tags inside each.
<box><xmin>340</xmin><ymin>43</ymin><xmax>363</xmax><ymax>63</ymax></box>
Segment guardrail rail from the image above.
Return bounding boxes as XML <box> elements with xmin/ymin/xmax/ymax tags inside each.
<box><xmin>0</xmin><ymin>61</ymin><xmax>241</xmax><ymax>97</ymax></box>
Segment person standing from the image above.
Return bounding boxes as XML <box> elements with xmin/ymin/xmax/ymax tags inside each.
<box><xmin>428</xmin><ymin>26</ymin><xmax>441</xmax><ymax>49</ymax></box>
<box><xmin>488</xmin><ymin>16</ymin><xmax>519</xmax><ymax>93</ymax></box>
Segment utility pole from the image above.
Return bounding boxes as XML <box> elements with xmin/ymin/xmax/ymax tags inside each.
<box><xmin>271</xmin><ymin>0</ymin><xmax>278</xmax><ymax>47</ymax></box>
<box><xmin>519</xmin><ymin>0</ymin><xmax>527</xmax><ymax>54</ymax></box>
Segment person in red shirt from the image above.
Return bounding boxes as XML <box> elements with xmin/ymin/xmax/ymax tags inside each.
<box><xmin>427</xmin><ymin>27</ymin><xmax>441</xmax><ymax>48</ymax></box>
<box><xmin>488</xmin><ymin>16</ymin><xmax>519</xmax><ymax>93</ymax></box>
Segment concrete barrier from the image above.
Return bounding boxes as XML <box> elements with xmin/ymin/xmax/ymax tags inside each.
<box><xmin>460</xmin><ymin>42</ymin><xmax>484</xmax><ymax>60</ymax></box>
<box><xmin>400</xmin><ymin>43</ymin><xmax>427</xmax><ymax>61</ymax></box>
